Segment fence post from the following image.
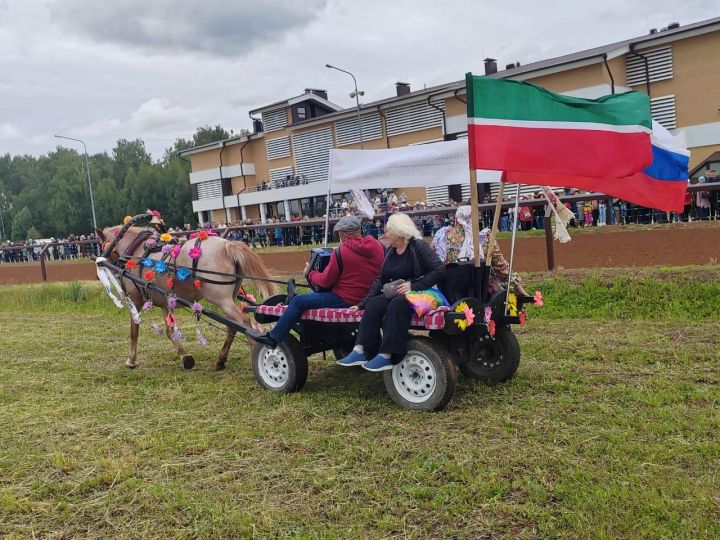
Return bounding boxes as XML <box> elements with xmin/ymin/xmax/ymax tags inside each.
<box><xmin>544</xmin><ymin>206</ymin><xmax>555</xmax><ymax>271</ymax></box>
<box><xmin>39</xmin><ymin>243</ymin><xmax>51</xmax><ymax>282</ymax></box>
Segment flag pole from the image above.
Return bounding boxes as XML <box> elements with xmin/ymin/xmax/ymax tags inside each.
<box><xmin>484</xmin><ymin>171</ymin><xmax>507</xmax><ymax>262</ymax></box>
<box><xmin>469</xmin><ymin>169</ymin><xmax>481</xmax><ymax>267</ymax></box>
<box><xmin>505</xmin><ymin>182</ymin><xmax>521</xmax><ymax>314</ymax></box>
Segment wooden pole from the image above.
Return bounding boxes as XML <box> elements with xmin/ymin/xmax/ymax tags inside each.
<box><xmin>484</xmin><ymin>171</ymin><xmax>507</xmax><ymax>262</ymax></box>
<box><xmin>469</xmin><ymin>169</ymin><xmax>481</xmax><ymax>267</ymax></box>
<box><xmin>544</xmin><ymin>206</ymin><xmax>555</xmax><ymax>271</ymax></box>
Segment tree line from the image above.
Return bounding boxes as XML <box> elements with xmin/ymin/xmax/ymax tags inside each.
<box><xmin>0</xmin><ymin>125</ymin><xmax>231</xmax><ymax>241</ymax></box>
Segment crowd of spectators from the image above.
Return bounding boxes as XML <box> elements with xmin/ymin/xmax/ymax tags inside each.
<box><xmin>1</xmin><ymin>183</ymin><xmax>717</xmax><ymax>262</ymax></box>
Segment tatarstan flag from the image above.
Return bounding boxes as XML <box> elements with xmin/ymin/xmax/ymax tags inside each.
<box><xmin>466</xmin><ymin>73</ymin><xmax>653</xmax><ymax>178</ymax></box>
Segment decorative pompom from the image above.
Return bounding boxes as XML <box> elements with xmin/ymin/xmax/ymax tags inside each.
<box><xmin>484</xmin><ymin>306</ymin><xmax>493</xmax><ymax>323</ymax></box>
<box><xmin>164</xmin><ymin>313</ymin><xmax>175</xmax><ymax>327</ymax></box>
<box><xmin>166</xmin><ymin>277</ymin><xmax>174</xmax><ymax>288</ymax></box>
<box><xmin>189</xmin><ymin>246</ymin><xmax>202</xmax><ymax>260</ymax></box>
<box><xmin>160</xmin><ymin>233</ymin><xmax>173</xmax><ymax>243</ymax></box>
<box><xmin>487</xmin><ymin>319</ymin><xmax>496</xmax><ymax>336</ymax></box>
<box><xmin>166</xmin><ymin>296</ymin><xmax>177</xmax><ymax>310</ymax></box>
<box><xmin>534</xmin><ymin>291</ymin><xmax>544</xmax><ymax>307</ymax></box>
<box><xmin>170</xmin><ymin>244</ymin><xmax>182</xmax><ymax>258</ymax></box>
<box><xmin>125</xmin><ymin>259</ymin><xmax>138</xmax><ymax>270</ymax></box>
<box><xmin>142</xmin><ymin>257</ymin><xmax>155</xmax><ymax>267</ymax></box>
<box><xmin>176</xmin><ymin>268</ymin><xmax>191</xmax><ymax>281</ymax></box>
<box><xmin>145</xmin><ymin>238</ymin><xmax>157</xmax><ymax>249</ymax></box>
<box><xmin>154</xmin><ymin>260</ymin><xmax>168</xmax><ymax>274</ymax></box>
<box><xmin>123</xmin><ymin>215</ymin><xmax>133</xmax><ymax>224</ymax></box>
<box><xmin>519</xmin><ymin>311</ymin><xmax>527</xmax><ymax>326</ymax></box>
<box><xmin>143</xmin><ymin>270</ymin><xmax>156</xmax><ymax>281</ymax></box>
<box><xmin>161</xmin><ymin>244</ymin><xmax>173</xmax><ymax>255</ymax></box>
<box><xmin>150</xmin><ymin>210</ymin><xmax>161</xmax><ymax>218</ymax></box>
<box><xmin>195</xmin><ymin>328</ymin><xmax>208</xmax><ymax>346</ymax></box>
<box><xmin>193</xmin><ymin>279</ymin><xmax>202</xmax><ymax>290</ymax></box>
<box><xmin>461</xmin><ymin>305</ymin><xmax>475</xmax><ymax>326</ymax></box>
<box><xmin>191</xmin><ymin>302</ymin><xmax>203</xmax><ymax>315</ymax></box>
<box><xmin>142</xmin><ymin>301</ymin><xmax>153</xmax><ymax>312</ymax></box>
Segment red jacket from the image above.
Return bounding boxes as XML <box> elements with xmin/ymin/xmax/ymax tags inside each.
<box><xmin>308</xmin><ymin>236</ymin><xmax>385</xmax><ymax>305</ymax></box>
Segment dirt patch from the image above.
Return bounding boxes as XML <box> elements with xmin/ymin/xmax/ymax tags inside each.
<box><xmin>1</xmin><ymin>222</ymin><xmax>718</xmax><ymax>284</ymax></box>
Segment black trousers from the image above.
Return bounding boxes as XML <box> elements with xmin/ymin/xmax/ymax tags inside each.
<box><xmin>356</xmin><ymin>295</ymin><xmax>413</xmax><ymax>359</ymax></box>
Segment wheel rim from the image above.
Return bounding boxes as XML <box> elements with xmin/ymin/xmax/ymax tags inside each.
<box><xmin>476</xmin><ymin>335</ymin><xmax>503</xmax><ymax>371</ymax></box>
<box><xmin>392</xmin><ymin>350</ymin><xmax>437</xmax><ymax>403</ymax></box>
<box><xmin>258</xmin><ymin>346</ymin><xmax>289</xmax><ymax>388</ymax></box>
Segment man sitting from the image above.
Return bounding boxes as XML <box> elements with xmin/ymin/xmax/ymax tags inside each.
<box><xmin>246</xmin><ymin>215</ymin><xmax>385</xmax><ymax>348</ymax></box>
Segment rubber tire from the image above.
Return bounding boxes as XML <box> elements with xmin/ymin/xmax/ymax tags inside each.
<box><xmin>383</xmin><ymin>337</ymin><xmax>457</xmax><ymax>412</ymax></box>
<box><xmin>459</xmin><ymin>325</ymin><xmax>520</xmax><ymax>385</ymax></box>
<box><xmin>251</xmin><ymin>334</ymin><xmax>308</xmax><ymax>394</ymax></box>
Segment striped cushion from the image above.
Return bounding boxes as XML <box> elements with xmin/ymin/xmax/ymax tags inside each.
<box><xmin>254</xmin><ymin>304</ymin><xmax>448</xmax><ymax>330</ymax></box>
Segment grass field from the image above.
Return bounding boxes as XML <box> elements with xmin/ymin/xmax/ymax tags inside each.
<box><xmin>1</xmin><ymin>268</ymin><xmax>719</xmax><ymax>538</ymax></box>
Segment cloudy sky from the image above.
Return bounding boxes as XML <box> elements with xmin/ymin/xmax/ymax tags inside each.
<box><xmin>0</xmin><ymin>0</ymin><xmax>715</xmax><ymax>158</ymax></box>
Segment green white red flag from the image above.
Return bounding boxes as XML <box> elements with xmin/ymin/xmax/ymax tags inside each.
<box><xmin>466</xmin><ymin>73</ymin><xmax>653</xmax><ymax>179</ymax></box>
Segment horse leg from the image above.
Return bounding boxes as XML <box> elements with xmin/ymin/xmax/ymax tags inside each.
<box><xmin>215</xmin><ymin>327</ymin><xmax>237</xmax><ymax>371</ymax></box>
<box><xmin>214</xmin><ymin>298</ymin><xmax>255</xmax><ymax>371</ymax></box>
<box><xmin>127</xmin><ymin>316</ymin><xmax>139</xmax><ymax>369</ymax></box>
<box><xmin>162</xmin><ymin>308</ymin><xmax>195</xmax><ymax>370</ymax></box>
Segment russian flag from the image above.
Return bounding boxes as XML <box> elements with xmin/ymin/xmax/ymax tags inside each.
<box><xmin>509</xmin><ymin>120</ymin><xmax>689</xmax><ymax>212</ymax></box>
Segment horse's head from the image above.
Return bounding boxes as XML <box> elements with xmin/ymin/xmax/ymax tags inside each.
<box><xmin>96</xmin><ymin>225</ymin><xmax>144</xmax><ymax>263</ymax></box>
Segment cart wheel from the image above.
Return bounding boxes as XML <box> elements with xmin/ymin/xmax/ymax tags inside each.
<box><xmin>252</xmin><ymin>334</ymin><xmax>308</xmax><ymax>394</ymax></box>
<box><xmin>383</xmin><ymin>338</ymin><xmax>457</xmax><ymax>412</ymax></box>
<box><xmin>460</xmin><ymin>325</ymin><xmax>520</xmax><ymax>384</ymax></box>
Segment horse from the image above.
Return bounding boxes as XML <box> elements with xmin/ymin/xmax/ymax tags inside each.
<box><xmin>96</xmin><ymin>225</ymin><xmax>276</xmax><ymax>371</ymax></box>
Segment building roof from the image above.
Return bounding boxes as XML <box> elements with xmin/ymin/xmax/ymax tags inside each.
<box><xmin>249</xmin><ymin>90</ymin><xmax>343</xmax><ymax>115</ymax></box>
<box><xmin>181</xmin><ymin>16</ymin><xmax>720</xmax><ymax>155</ymax></box>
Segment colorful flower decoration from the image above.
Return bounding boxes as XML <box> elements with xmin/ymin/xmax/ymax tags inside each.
<box><xmin>145</xmin><ymin>238</ymin><xmax>157</xmax><ymax>249</ymax></box>
<box><xmin>191</xmin><ymin>302</ymin><xmax>203</xmax><ymax>315</ymax></box>
<box><xmin>534</xmin><ymin>291</ymin><xmax>544</xmax><ymax>307</ymax></box>
<box><xmin>150</xmin><ymin>210</ymin><xmax>161</xmax><ymax>218</ymax></box>
<box><xmin>142</xmin><ymin>301</ymin><xmax>154</xmax><ymax>312</ymax></box>
<box><xmin>484</xmin><ymin>306</ymin><xmax>493</xmax><ymax>324</ymax></box>
<box><xmin>164</xmin><ymin>313</ymin><xmax>175</xmax><ymax>327</ymax></box>
<box><xmin>198</xmin><ymin>230</ymin><xmax>209</xmax><ymax>241</ymax></box>
<box><xmin>112</xmin><ymin>227</ymin><xmax>120</xmax><ymax>236</ymax></box>
<box><xmin>160</xmin><ymin>233</ymin><xmax>173</xmax><ymax>243</ymax></box>
<box><xmin>161</xmin><ymin>244</ymin><xmax>173</xmax><ymax>255</ymax></box>
<box><xmin>142</xmin><ymin>257</ymin><xmax>155</xmax><ymax>267</ymax></box>
<box><xmin>189</xmin><ymin>246</ymin><xmax>202</xmax><ymax>260</ymax></box>
<box><xmin>143</xmin><ymin>270</ymin><xmax>156</xmax><ymax>281</ymax></box>
<box><xmin>154</xmin><ymin>260</ymin><xmax>168</xmax><ymax>274</ymax></box>
<box><xmin>166</xmin><ymin>296</ymin><xmax>177</xmax><ymax>310</ymax></box>
<box><xmin>102</xmin><ymin>242</ymin><xmax>110</xmax><ymax>250</ymax></box>
<box><xmin>519</xmin><ymin>311</ymin><xmax>527</xmax><ymax>326</ymax></box>
<box><xmin>487</xmin><ymin>319</ymin><xmax>496</xmax><ymax>336</ymax></box>
<box><xmin>193</xmin><ymin>279</ymin><xmax>202</xmax><ymax>290</ymax></box>
<box><xmin>152</xmin><ymin>323</ymin><xmax>164</xmax><ymax>335</ymax></box>
<box><xmin>462</xmin><ymin>305</ymin><xmax>475</xmax><ymax>326</ymax></box>
<box><xmin>123</xmin><ymin>215</ymin><xmax>133</xmax><ymax>224</ymax></box>
<box><xmin>170</xmin><ymin>245</ymin><xmax>182</xmax><ymax>259</ymax></box>
<box><xmin>176</xmin><ymin>268</ymin><xmax>191</xmax><ymax>281</ymax></box>
<box><xmin>166</xmin><ymin>277</ymin><xmax>174</xmax><ymax>288</ymax></box>
<box><xmin>245</xmin><ymin>293</ymin><xmax>257</xmax><ymax>304</ymax></box>
<box><xmin>125</xmin><ymin>259</ymin><xmax>138</xmax><ymax>270</ymax></box>
<box><xmin>195</xmin><ymin>328</ymin><xmax>208</xmax><ymax>346</ymax></box>
<box><xmin>454</xmin><ymin>301</ymin><xmax>470</xmax><ymax>331</ymax></box>
<box><xmin>171</xmin><ymin>328</ymin><xmax>185</xmax><ymax>341</ymax></box>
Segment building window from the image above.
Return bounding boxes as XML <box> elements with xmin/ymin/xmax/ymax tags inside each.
<box><xmin>297</xmin><ymin>106</ymin><xmax>307</xmax><ymax>120</ymax></box>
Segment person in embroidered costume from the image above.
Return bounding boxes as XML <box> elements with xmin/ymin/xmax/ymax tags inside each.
<box><xmin>246</xmin><ymin>215</ymin><xmax>384</xmax><ymax>349</ymax></box>
<box><xmin>432</xmin><ymin>206</ymin><xmax>528</xmax><ymax>296</ymax></box>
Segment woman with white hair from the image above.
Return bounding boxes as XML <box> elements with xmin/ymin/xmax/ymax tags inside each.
<box><xmin>338</xmin><ymin>213</ymin><xmax>446</xmax><ymax>372</ymax></box>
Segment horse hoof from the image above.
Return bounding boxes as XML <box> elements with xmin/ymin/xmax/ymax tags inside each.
<box><xmin>182</xmin><ymin>355</ymin><xmax>195</xmax><ymax>370</ymax></box>
<box><xmin>214</xmin><ymin>362</ymin><xmax>226</xmax><ymax>371</ymax></box>
<box><xmin>126</xmin><ymin>361</ymin><xmax>137</xmax><ymax>369</ymax></box>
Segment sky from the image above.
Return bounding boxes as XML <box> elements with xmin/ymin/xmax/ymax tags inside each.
<box><xmin>0</xmin><ymin>0</ymin><xmax>715</xmax><ymax>159</ymax></box>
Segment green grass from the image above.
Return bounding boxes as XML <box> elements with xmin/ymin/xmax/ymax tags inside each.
<box><xmin>0</xmin><ymin>271</ymin><xmax>719</xmax><ymax>538</ymax></box>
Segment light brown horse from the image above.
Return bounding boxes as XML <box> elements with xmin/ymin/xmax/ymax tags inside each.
<box><xmin>97</xmin><ymin>226</ymin><xmax>276</xmax><ymax>370</ymax></box>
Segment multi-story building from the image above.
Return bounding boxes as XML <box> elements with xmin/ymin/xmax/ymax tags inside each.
<box><xmin>180</xmin><ymin>16</ymin><xmax>720</xmax><ymax>225</ymax></box>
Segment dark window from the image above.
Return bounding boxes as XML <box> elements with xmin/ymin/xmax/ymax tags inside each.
<box><xmin>297</xmin><ymin>106</ymin><xmax>307</xmax><ymax>120</ymax></box>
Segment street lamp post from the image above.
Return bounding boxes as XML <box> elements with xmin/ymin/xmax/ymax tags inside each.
<box><xmin>54</xmin><ymin>135</ymin><xmax>97</xmax><ymax>231</ymax></box>
<box><xmin>325</xmin><ymin>64</ymin><xmax>364</xmax><ymax>149</ymax></box>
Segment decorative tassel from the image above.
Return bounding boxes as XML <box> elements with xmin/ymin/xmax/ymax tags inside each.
<box><xmin>166</xmin><ymin>295</ymin><xmax>177</xmax><ymax>310</ymax></box>
<box><xmin>171</xmin><ymin>327</ymin><xmax>185</xmax><ymax>341</ymax></box>
<box><xmin>153</xmin><ymin>322</ymin><xmax>164</xmax><ymax>335</ymax></box>
<box><xmin>195</xmin><ymin>327</ymin><xmax>208</xmax><ymax>346</ymax></box>
<box><xmin>553</xmin><ymin>217</ymin><xmax>572</xmax><ymax>243</ymax></box>
<box><xmin>125</xmin><ymin>297</ymin><xmax>142</xmax><ymax>324</ymax></box>
<box><xmin>191</xmin><ymin>302</ymin><xmax>203</xmax><ymax>316</ymax></box>
<box><xmin>142</xmin><ymin>300</ymin><xmax>153</xmax><ymax>312</ymax></box>
<box><xmin>484</xmin><ymin>306</ymin><xmax>493</xmax><ymax>324</ymax></box>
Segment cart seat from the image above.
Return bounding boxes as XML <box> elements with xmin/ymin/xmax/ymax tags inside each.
<box><xmin>254</xmin><ymin>304</ymin><xmax>449</xmax><ymax>330</ymax></box>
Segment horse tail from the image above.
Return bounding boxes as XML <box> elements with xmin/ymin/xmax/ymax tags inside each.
<box><xmin>224</xmin><ymin>241</ymin><xmax>277</xmax><ymax>300</ymax></box>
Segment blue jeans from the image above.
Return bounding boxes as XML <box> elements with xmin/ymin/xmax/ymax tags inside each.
<box><xmin>269</xmin><ymin>291</ymin><xmax>349</xmax><ymax>342</ymax></box>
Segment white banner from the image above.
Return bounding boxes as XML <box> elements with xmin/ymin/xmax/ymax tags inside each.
<box><xmin>328</xmin><ymin>139</ymin><xmax>500</xmax><ymax>191</ymax></box>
